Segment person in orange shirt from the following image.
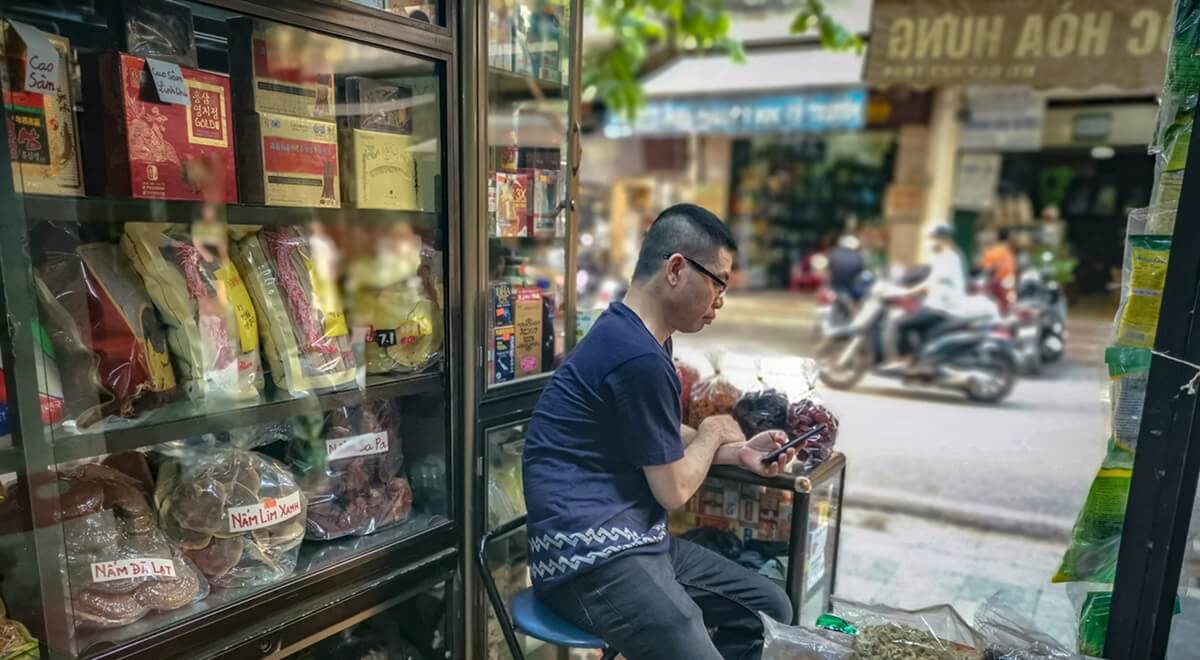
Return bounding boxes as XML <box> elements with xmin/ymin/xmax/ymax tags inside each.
<box><xmin>978</xmin><ymin>229</ymin><xmax>1017</xmax><ymax>313</ymax></box>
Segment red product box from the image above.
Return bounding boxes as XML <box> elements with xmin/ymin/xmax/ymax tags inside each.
<box><xmin>82</xmin><ymin>52</ymin><xmax>236</xmax><ymax>202</ymax></box>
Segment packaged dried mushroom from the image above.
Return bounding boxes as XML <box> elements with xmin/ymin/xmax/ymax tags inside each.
<box><xmin>123</xmin><ymin>223</ymin><xmax>264</xmax><ymax>402</ymax></box>
<box><xmin>12</xmin><ymin>458</ymin><xmax>208</xmax><ymax>630</ymax></box>
<box><xmin>287</xmin><ymin>400</ymin><xmax>412</xmax><ymax>541</ymax></box>
<box><xmin>155</xmin><ymin>438</ymin><xmax>307</xmax><ymax>589</ymax></box>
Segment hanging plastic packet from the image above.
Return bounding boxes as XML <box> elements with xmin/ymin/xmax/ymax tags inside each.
<box><xmin>1053</xmin><ymin>445</ymin><xmax>1133</xmax><ymax>584</ymax></box>
<box><xmin>345</xmin><ymin>226</ymin><xmax>444</xmax><ymax>375</ymax></box>
<box><xmin>24</xmin><ymin>460</ymin><xmax>209</xmax><ymax>629</ymax></box>
<box><xmin>1150</xmin><ymin>116</ymin><xmax>1190</xmax><ymax>213</ymax></box>
<box><xmin>1106</xmin><ymin>346</ymin><xmax>1151</xmax><ymax>452</ymax></box>
<box><xmin>1114</xmin><ymin>236</ymin><xmax>1171</xmax><ymax>349</ymax></box>
<box><xmin>674</xmin><ymin>357</ymin><xmax>702</xmax><ymax>418</ymax></box>
<box><xmin>686</xmin><ymin>353</ymin><xmax>743</xmax><ymax>428</ymax></box>
<box><xmin>732</xmin><ymin>380</ymin><xmax>789</xmax><ymax>438</ymax></box>
<box><xmin>233</xmin><ymin>226</ymin><xmax>358</xmax><ymax>394</ymax></box>
<box><xmin>31</xmin><ymin>222</ymin><xmax>176</xmax><ymax>428</ymax></box>
<box><xmin>123</xmin><ymin>223</ymin><xmax>264</xmax><ymax>402</ymax></box>
<box><xmin>154</xmin><ymin>433</ymin><xmax>307</xmax><ymax>588</ymax></box>
<box><xmin>286</xmin><ymin>400</ymin><xmax>412</xmax><ymax>541</ymax></box>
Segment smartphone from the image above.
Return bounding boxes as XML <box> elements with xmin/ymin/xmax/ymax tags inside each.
<box><xmin>760</xmin><ymin>424</ymin><xmax>826</xmax><ymax>465</ymax></box>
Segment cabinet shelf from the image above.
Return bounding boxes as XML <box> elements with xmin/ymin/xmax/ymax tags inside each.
<box><xmin>489</xmin><ymin>234</ymin><xmax>564</xmax><ymax>247</ymax></box>
<box><xmin>488</xmin><ymin>67</ymin><xmax>566</xmax><ymax>100</ymax></box>
<box><xmin>18</xmin><ymin>195</ymin><xmax>439</xmax><ymax>228</ymax></box>
<box><xmin>48</xmin><ymin>371</ymin><xmax>444</xmax><ymax>464</ymax></box>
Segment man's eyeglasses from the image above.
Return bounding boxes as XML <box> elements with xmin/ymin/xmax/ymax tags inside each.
<box><xmin>663</xmin><ymin>253</ymin><xmax>728</xmax><ymax>294</ymax></box>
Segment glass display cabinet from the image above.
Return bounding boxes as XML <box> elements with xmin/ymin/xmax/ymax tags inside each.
<box><xmin>0</xmin><ymin>1</ymin><xmax>459</xmax><ymax>657</ymax></box>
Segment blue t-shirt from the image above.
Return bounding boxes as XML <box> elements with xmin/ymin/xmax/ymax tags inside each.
<box><xmin>523</xmin><ymin>302</ymin><xmax>683</xmax><ymax>589</ymax></box>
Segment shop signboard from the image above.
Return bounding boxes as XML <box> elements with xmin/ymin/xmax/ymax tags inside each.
<box><xmin>953</xmin><ymin>152</ymin><xmax>1002</xmax><ymax>211</ymax></box>
<box><xmin>865</xmin><ymin>0</ymin><xmax>1171</xmax><ymax>90</ymax></box>
<box><xmin>603</xmin><ymin>89</ymin><xmax>866</xmax><ymax>137</ymax></box>
<box><xmin>959</xmin><ymin>86</ymin><xmax>1045</xmax><ymax>151</ymax></box>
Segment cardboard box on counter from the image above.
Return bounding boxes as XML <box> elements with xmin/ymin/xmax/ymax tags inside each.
<box><xmin>81</xmin><ymin>52</ymin><xmax>236</xmax><ymax>202</ymax></box>
<box><xmin>237</xmin><ymin>112</ymin><xmax>339</xmax><ymax>207</ymax></box>
<box><xmin>341</xmin><ymin>129</ymin><xmax>418</xmax><ymax>210</ymax></box>
<box><xmin>227</xmin><ymin>18</ymin><xmax>335</xmax><ymax>121</ymax></box>
<box><xmin>1</xmin><ymin>25</ymin><xmax>83</xmax><ymax>197</ymax></box>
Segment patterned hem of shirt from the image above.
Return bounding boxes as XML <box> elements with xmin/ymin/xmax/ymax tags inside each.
<box><xmin>529</xmin><ymin>522</ymin><xmax>668</xmax><ymax>581</ymax></box>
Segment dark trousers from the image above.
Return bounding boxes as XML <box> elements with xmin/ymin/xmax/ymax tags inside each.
<box><xmin>896</xmin><ymin>308</ymin><xmax>949</xmax><ymax>356</ymax></box>
<box><xmin>537</xmin><ymin>538</ymin><xmax>793</xmax><ymax>660</ymax></box>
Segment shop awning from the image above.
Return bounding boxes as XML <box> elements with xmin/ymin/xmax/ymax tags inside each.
<box><xmin>640</xmin><ymin>47</ymin><xmax>866</xmax><ymax>99</ymax></box>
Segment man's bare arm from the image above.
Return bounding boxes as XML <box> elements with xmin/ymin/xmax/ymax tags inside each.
<box><xmin>643</xmin><ymin>416</ymin><xmax>743</xmax><ymax>510</ymax></box>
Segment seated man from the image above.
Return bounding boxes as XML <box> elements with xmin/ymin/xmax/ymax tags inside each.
<box><xmin>523</xmin><ymin>204</ymin><xmax>796</xmax><ymax>660</ymax></box>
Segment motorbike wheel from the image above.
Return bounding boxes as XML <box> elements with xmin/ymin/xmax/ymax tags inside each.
<box><xmin>963</xmin><ymin>349</ymin><xmax>1017</xmax><ymax>403</ymax></box>
<box><xmin>1040</xmin><ymin>328</ymin><xmax>1066</xmax><ymax>364</ymax></box>
<box><xmin>818</xmin><ymin>337</ymin><xmax>869</xmax><ymax>390</ymax></box>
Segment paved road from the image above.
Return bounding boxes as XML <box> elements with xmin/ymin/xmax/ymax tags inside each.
<box><xmin>677</xmin><ymin>291</ymin><xmax>1112</xmax><ymax>525</ymax></box>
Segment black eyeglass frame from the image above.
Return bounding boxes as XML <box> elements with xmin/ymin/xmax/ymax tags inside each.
<box><xmin>662</xmin><ymin>253</ymin><xmax>728</xmax><ymax>294</ymax></box>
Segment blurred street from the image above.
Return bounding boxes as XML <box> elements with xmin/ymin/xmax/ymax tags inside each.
<box><xmin>673</xmin><ymin>291</ymin><xmax>1115</xmax><ymax>644</ymax></box>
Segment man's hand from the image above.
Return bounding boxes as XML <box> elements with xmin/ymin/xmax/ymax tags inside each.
<box><xmin>735</xmin><ymin>430</ymin><xmax>797</xmax><ymax>477</ymax></box>
<box><xmin>698</xmin><ymin>414</ymin><xmax>745</xmax><ymax>446</ymax></box>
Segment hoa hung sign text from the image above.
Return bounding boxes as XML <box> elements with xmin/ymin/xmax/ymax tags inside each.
<box><xmin>866</xmin><ymin>0</ymin><xmax>1171</xmax><ymax>89</ymax></box>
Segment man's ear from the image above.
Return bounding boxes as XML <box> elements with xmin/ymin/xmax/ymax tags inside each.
<box><xmin>664</xmin><ymin>254</ymin><xmax>683</xmax><ymax>286</ymax></box>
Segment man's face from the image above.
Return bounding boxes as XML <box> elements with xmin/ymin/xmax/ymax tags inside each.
<box><xmin>662</xmin><ymin>248</ymin><xmax>733</xmax><ymax>333</ymax></box>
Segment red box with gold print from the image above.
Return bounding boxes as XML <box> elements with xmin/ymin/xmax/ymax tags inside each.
<box><xmin>82</xmin><ymin>52</ymin><xmax>237</xmax><ymax>202</ymax></box>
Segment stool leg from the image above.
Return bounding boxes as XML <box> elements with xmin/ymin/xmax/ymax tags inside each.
<box><xmin>556</xmin><ymin>647</ymin><xmax>569</xmax><ymax>660</ymax></box>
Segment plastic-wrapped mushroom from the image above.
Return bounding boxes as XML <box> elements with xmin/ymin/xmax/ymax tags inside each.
<box><xmin>73</xmin><ymin>589</ymin><xmax>150</xmax><ymax>629</ymax></box>
<box><xmin>185</xmin><ymin>536</ymin><xmax>245</xmax><ymax>582</ymax></box>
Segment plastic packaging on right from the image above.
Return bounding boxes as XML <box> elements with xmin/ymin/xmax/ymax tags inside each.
<box><xmin>760</xmin><ymin>612</ymin><xmax>853</xmax><ymax>660</ymax></box>
<box><xmin>975</xmin><ymin>593</ymin><xmax>1098</xmax><ymax>659</ymax></box>
<box><xmin>825</xmin><ymin>597</ymin><xmax>986</xmax><ymax>658</ymax></box>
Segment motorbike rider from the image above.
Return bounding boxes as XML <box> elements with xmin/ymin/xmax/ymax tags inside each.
<box><xmin>978</xmin><ymin>228</ymin><xmax>1017</xmax><ymax>313</ymax></box>
<box><xmin>828</xmin><ymin>234</ymin><xmax>867</xmax><ymax>301</ymax></box>
<box><xmin>891</xmin><ymin>223</ymin><xmax>967</xmax><ymax>367</ymax></box>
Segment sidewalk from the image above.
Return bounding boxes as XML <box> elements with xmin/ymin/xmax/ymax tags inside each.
<box><xmin>836</xmin><ymin>508</ymin><xmax>1078</xmax><ymax>647</ymax></box>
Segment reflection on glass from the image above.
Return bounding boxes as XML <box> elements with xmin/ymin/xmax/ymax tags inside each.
<box><xmin>348</xmin><ymin>0</ymin><xmax>441</xmax><ymax>26</ymax></box>
<box><xmin>286</xmin><ymin>577</ymin><xmax>449</xmax><ymax>659</ymax></box>
<box><xmin>485</xmin><ymin>0</ymin><xmax>572</xmax><ymax>388</ymax></box>
<box><xmin>0</xmin><ymin>3</ymin><xmax>450</xmax><ymax>656</ymax></box>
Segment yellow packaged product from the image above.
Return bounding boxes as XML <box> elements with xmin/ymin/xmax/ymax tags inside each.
<box><xmin>1115</xmin><ymin>235</ymin><xmax>1171</xmax><ymax>348</ymax></box>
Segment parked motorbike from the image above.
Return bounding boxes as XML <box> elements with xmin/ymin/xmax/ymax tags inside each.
<box><xmin>817</xmin><ymin>271</ymin><xmax>1020</xmax><ymax>403</ymax></box>
<box><xmin>1017</xmin><ymin>269</ymin><xmax>1068</xmax><ymax>365</ymax></box>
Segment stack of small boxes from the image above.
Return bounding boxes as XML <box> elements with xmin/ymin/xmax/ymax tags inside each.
<box><xmin>492</xmin><ymin>146</ymin><xmax>562</xmax><ymax>238</ymax></box>
<box><xmin>228</xmin><ymin>18</ymin><xmax>340</xmax><ymax>208</ymax></box>
<box><xmin>669</xmin><ymin>479</ymin><xmax>794</xmax><ymax>544</ymax></box>
<box><xmin>80</xmin><ymin>0</ymin><xmax>238</xmax><ymax>203</ymax></box>
<box><xmin>338</xmin><ymin>76</ymin><xmax>421</xmax><ymax>211</ymax></box>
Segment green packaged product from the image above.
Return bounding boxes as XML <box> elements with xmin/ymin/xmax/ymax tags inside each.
<box><xmin>1114</xmin><ymin>236</ymin><xmax>1171</xmax><ymax>349</ymax></box>
<box><xmin>1053</xmin><ymin>447</ymin><xmax>1133</xmax><ymax>584</ymax></box>
<box><xmin>1106</xmin><ymin>346</ymin><xmax>1151</xmax><ymax>451</ymax></box>
<box><xmin>1076</xmin><ymin>590</ymin><xmax>1110</xmax><ymax>657</ymax></box>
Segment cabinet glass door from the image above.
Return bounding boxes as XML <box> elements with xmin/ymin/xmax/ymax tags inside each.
<box><xmin>484</xmin><ymin>0</ymin><xmax>574</xmax><ymax>389</ymax></box>
<box><xmin>0</xmin><ymin>3</ymin><xmax>453</xmax><ymax>656</ymax></box>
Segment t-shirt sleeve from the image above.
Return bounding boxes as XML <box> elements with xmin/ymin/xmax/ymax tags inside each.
<box><xmin>603</xmin><ymin>354</ymin><xmax>684</xmax><ymax>466</ymax></box>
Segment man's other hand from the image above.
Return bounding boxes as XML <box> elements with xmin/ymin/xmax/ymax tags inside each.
<box><xmin>736</xmin><ymin>430</ymin><xmax>796</xmax><ymax>477</ymax></box>
<box><xmin>698</xmin><ymin>415</ymin><xmax>745</xmax><ymax>445</ymax></box>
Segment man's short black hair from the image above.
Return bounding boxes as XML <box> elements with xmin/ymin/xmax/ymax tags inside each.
<box><xmin>631</xmin><ymin>203</ymin><xmax>737</xmax><ymax>283</ymax></box>
<box><xmin>997</xmin><ymin>228</ymin><xmax>1012</xmax><ymax>242</ymax></box>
